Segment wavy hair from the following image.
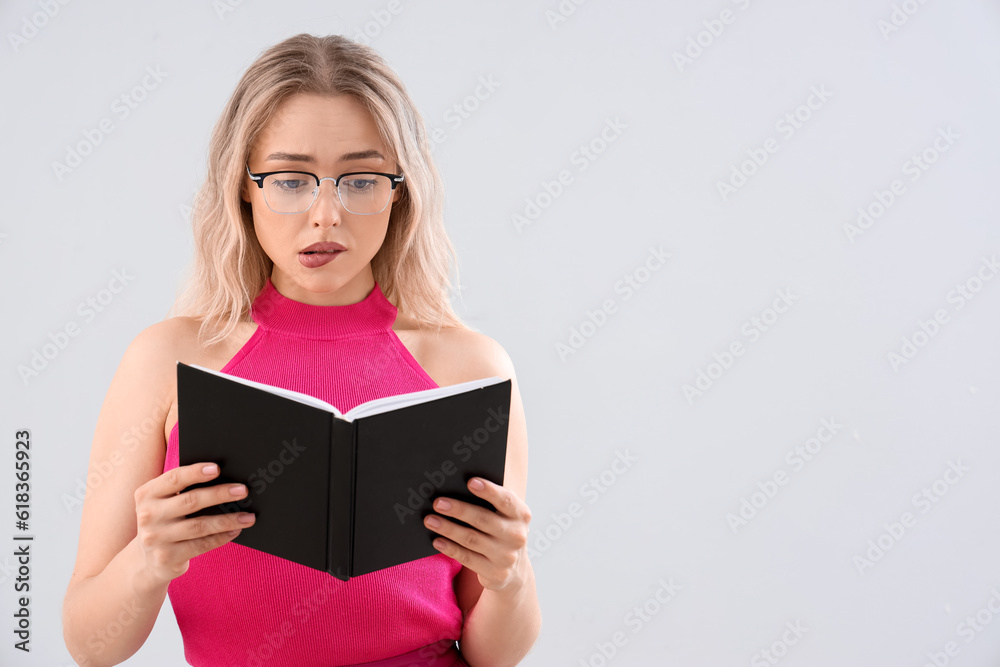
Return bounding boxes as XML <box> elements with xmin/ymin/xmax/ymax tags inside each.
<box><xmin>169</xmin><ymin>33</ymin><xmax>464</xmax><ymax>346</ymax></box>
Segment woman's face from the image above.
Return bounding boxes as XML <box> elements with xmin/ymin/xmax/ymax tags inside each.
<box><xmin>243</xmin><ymin>92</ymin><xmax>401</xmax><ymax>305</ymax></box>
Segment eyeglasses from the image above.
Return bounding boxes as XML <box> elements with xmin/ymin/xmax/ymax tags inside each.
<box><xmin>245</xmin><ymin>164</ymin><xmax>404</xmax><ymax>215</ymax></box>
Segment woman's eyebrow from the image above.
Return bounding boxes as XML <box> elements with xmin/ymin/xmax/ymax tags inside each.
<box><xmin>264</xmin><ymin>149</ymin><xmax>386</xmax><ymax>163</ymax></box>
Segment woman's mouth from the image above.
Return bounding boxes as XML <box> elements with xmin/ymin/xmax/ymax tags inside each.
<box><xmin>299</xmin><ymin>249</ymin><xmax>344</xmax><ymax>268</ymax></box>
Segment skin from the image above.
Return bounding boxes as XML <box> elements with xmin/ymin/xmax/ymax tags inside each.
<box><xmin>62</xmin><ymin>93</ymin><xmax>540</xmax><ymax>667</ymax></box>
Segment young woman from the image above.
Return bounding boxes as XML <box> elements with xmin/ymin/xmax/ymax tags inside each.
<box><xmin>62</xmin><ymin>33</ymin><xmax>540</xmax><ymax>667</ymax></box>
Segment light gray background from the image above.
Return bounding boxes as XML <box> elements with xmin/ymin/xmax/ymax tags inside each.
<box><xmin>2</xmin><ymin>1</ymin><xmax>999</xmax><ymax>665</ymax></box>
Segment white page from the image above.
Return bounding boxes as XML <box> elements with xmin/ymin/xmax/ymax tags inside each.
<box><xmin>186</xmin><ymin>363</ymin><xmax>342</xmax><ymax>416</ymax></box>
<box><xmin>184</xmin><ymin>363</ymin><xmax>503</xmax><ymax>422</ymax></box>
<box><xmin>343</xmin><ymin>376</ymin><xmax>505</xmax><ymax>420</ymax></box>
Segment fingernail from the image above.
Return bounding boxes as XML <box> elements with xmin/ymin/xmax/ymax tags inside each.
<box><xmin>203</xmin><ymin>464</ymin><xmax>219</xmax><ymax>475</ymax></box>
<box><xmin>435</xmin><ymin>498</ymin><xmax>451</xmax><ymax>510</ymax></box>
<box><xmin>230</xmin><ymin>484</ymin><xmax>247</xmax><ymax>496</ymax></box>
<box><xmin>227</xmin><ymin>529</ymin><xmax>241</xmax><ymax>537</ymax></box>
<box><xmin>238</xmin><ymin>513</ymin><xmax>255</xmax><ymax>524</ymax></box>
<box><xmin>426</xmin><ymin>515</ymin><xmax>441</xmax><ymax>528</ymax></box>
<box><xmin>470</xmin><ymin>478</ymin><xmax>484</xmax><ymax>490</ymax></box>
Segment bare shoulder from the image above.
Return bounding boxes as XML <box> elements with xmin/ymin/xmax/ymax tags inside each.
<box><xmin>74</xmin><ymin>313</ymin><xmax>256</xmax><ymax>487</ymax></box>
<box><xmin>394</xmin><ymin>315</ymin><xmax>516</xmax><ymax>387</ymax></box>
<box><xmin>122</xmin><ymin>316</ymin><xmax>208</xmax><ymax>387</ymax></box>
<box><xmin>119</xmin><ymin>317</ymin><xmax>194</xmax><ymax>390</ymax></box>
<box><xmin>131</xmin><ymin>315</ymin><xmax>196</xmax><ymax>354</ymax></box>
<box><xmin>430</xmin><ymin>326</ymin><xmax>516</xmax><ymax>383</ymax></box>
<box><xmin>124</xmin><ymin>315</ymin><xmax>256</xmax><ymax>443</ymax></box>
<box><xmin>114</xmin><ymin>317</ymin><xmax>196</xmax><ymax>416</ymax></box>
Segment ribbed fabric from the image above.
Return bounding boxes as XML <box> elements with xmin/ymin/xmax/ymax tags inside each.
<box><xmin>163</xmin><ymin>277</ymin><xmax>466</xmax><ymax>667</ymax></box>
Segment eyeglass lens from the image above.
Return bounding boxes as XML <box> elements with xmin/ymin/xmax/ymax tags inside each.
<box><xmin>262</xmin><ymin>173</ymin><xmax>393</xmax><ymax>214</ymax></box>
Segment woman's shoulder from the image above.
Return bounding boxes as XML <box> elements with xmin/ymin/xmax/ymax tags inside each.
<box><xmin>124</xmin><ymin>315</ymin><xmax>257</xmax><ymax>443</ymax></box>
<box><xmin>113</xmin><ymin>317</ymin><xmax>198</xmax><ymax>404</ymax></box>
<box><xmin>126</xmin><ymin>316</ymin><xmax>214</xmax><ymax>367</ymax></box>
<box><xmin>122</xmin><ymin>315</ymin><xmax>256</xmax><ymax>395</ymax></box>
<box><xmin>135</xmin><ymin>315</ymin><xmax>255</xmax><ymax>358</ymax></box>
<box><xmin>119</xmin><ymin>317</ymin><xmax>196</xmax><ymax>382</ymax></box>
<box><xmin>393</xmin><ymin>314</ymin><xmax>516</xmax><ymax>387</ymax></box>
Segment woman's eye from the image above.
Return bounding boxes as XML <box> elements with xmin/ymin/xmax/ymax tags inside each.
<box><xmin>345</xmin><ymin>179</ymin><xmax>375</xmax><ymax>190</ymax></box>
<box><xmin>274</xmin><ymin>179</ymin><xmax>307</xmax><ymax>191</ymax></box>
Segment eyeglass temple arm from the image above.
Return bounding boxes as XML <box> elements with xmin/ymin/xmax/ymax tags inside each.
<box><xmin>246</xmin><ymin>164</ymin><xmax>265</xmax><ymax>188</ymax></box>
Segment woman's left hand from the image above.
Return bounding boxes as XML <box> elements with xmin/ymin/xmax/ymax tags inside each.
<box><xmin>423</xmin><ymin>477</ymin><xmax>532</xmax><ymax>593</ymax></box>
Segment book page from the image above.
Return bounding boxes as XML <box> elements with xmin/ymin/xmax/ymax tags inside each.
<box><xmin>344</xmin><ymin>376</ymin><xmax>505</xmax><ymax>421</ymax></box>
<box><xmin>186</xmin><ymin>363</ymin><xmax>342</xmax><ymax>417</ymax></box>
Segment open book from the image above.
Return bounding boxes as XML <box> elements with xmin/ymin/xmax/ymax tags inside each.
<box><xmin>175</xmin><ymin>361</ymin><xmax>511</xmax><ymax>581</ymax></box>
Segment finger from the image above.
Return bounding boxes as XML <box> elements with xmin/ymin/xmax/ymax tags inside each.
<box><xmin>428</xmin><ymin>533</ymin><xmax>493</xmax><ymax>573</ymax></box>
<box><xmin>430</xmin><ymin>496</ymin><xmax>504</xmax><ymax>537</ymax></box>
<box><xmin>149</xmin><ymin>462</ymin><xmax>223</xmax><ymax>499</ymax></box>
<box><xmin>161</xmin><ymin>508</ymin><xmax>255</xmax><ymax>545</ymax></box>
<box><xmin>167</xmin><ymin>526</ymin><xmax>247</xmax><ymax>566</ymax></box>
<box><xmin>467</xmin><ymin>478</ymin><xmax>530</xmax><ymax>523</ymax></box>
<box><xmin>166</xmin><ymin>481</ymin><xmax>253</xmax><ymax>520</ymax></box>
<box><xmin>425</xmin><ymin>506</ymin><xmax>504</xmax><ymax>560</ymax></box>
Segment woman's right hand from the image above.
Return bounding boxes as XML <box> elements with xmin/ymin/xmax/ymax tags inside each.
<box><xmin>134</xmin><ymin>462</ymin><xmax>256</xmax><ymax>586</ymax></box>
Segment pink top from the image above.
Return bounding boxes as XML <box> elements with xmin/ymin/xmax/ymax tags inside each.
<box><xmin>163</xmin><ymin>277</ymin><xmax>466</xmax><ymax>667</ymax></box>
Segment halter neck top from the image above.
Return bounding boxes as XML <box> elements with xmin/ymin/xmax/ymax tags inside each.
<box><xmin>162</xmin><ymin>277</ymin><xmax>465</xmax><ymax>666</ymax></box>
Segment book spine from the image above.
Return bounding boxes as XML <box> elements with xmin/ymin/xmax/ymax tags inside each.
<box><xmin>327</xmin><ymin>416</ymin><xmax>356</xmax><ymax>580</ymax></box>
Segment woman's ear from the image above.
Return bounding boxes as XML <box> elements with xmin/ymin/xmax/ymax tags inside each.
<box><xmin>241</xmin><ymin>159</ymin><xmax>254</xmax><ymax>203</ymax></box>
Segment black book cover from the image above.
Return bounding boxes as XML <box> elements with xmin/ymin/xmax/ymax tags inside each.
<box><xmin>175</xmin><ymin>361</ymin><xmax>511</xmax><ymax>581</ymax></box>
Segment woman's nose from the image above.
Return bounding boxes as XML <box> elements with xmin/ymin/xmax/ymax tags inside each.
<box><xmin>310</xmin><ymin>179</ymin><xmax>344</xmax><ymax>226</ymax></box>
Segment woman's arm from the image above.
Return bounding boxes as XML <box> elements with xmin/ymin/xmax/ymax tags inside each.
<box><xmin>62</xmin><ymin>537</ymin><xmax>170</xmax><ymax>667</ymax></box>
<box><xmin>457</xmin><ymin>563</ymin><xmax>540</xmax><ymax>667</ymax></box>
<box><xmin>63</xmin><ymin>318</ymin><xmax>251</xmax><ymax>666</ymax></box>
<box><xmin>423</xmin><ymin>335</ymin><xmax>542</xmax><ymax>666</ymax></box>
<box><xmin>62</xmin><ymin>322</ymin><xmax>179</xmax><ymax>666</ymax></box>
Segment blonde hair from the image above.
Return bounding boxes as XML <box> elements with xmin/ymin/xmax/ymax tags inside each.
<box><xmin>170</xmin><ymin>33</ymin><xmax>465</xmax><ymax>346</ymax></box>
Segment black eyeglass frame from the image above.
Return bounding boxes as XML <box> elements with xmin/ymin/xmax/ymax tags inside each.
<box><xmin>245</xmin><ymin>164</ymin><xmax>405</xmax><ymax>215</ymax></box>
